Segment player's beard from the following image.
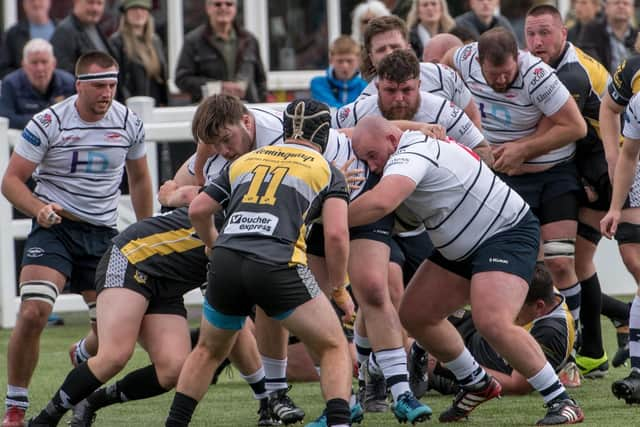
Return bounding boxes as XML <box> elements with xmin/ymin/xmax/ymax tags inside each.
<box><xmin>379</xmin><ymin>98</ymin><xmax>420</xmax><ymax>121</ymax></box>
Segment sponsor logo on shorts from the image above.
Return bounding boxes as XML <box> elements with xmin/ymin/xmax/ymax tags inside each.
<box><xmin>133</xmin><ymin>270</ymin><xmax>148</xmax><ymax>284</ymax></box>
<box><xmin>22</xmin><ymin>128</ymin><xmax>41</xmax><ymax>146</ymax></box>
<box><xmin>26</xmin><ymin>247</ymin><xmax>45</xmax><ymax>258</ymax></box>
<box><xmin>225</xmin><ymin>211</ymin><xmax>279</xmax><ymax>235</ymax></box>
<box><xmin>489</xmin><ymin>257</ymin><xmax>509</xmax><ymax>265</ymax></box>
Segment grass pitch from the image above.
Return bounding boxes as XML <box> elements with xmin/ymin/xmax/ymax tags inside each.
<box><xmin>0</xmin><ymin>309</ymin><xmax>638</xmax><ymax>426</ymax></box>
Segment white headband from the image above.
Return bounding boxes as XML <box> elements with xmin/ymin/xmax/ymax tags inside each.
<box><xmin>76</xmin><ymin>72</ymin><xmax>118</xmax><ymax>82</ymax></box>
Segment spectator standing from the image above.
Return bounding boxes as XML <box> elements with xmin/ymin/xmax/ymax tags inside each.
<box><xmin>454</xmin><ymin>0</ymin><xmax>516</xmax><ymax>42</ymax></box>
<box><xmin>310</xmin><ymin>35</ymin><xmax>367</xmax><ymax>108</ymax></box>
<box><xmin>351</xmin><ymin>1</ymin><xmax>390</xmax><ymax>45</ymax></box>
<box><xmin>0</xmin><ymin>0</ymin><xmax>56</xmax><ymax>78</ymax></box>
<box><xmin>50</xmin><ymin>0</ymin><xmax>116</xmax><ymax>74</ymax></box>
<box><xmin>0</xmin><ymin>39</ymin><xmax>75</xmax><ymax>130</ymax></box>
<box><xmin>577</xmin><ymin>0</ymin><xmax>638</xmax><ymax>73</ymax></box>
<box><xmin>406</xmin><ymin>0</ymin><xmax>455</xmax><ymax>58</ymax></box>
<box><xmin>109</xmin><ymin>0</ymin><xmax>168</xmax><ymax>105</ymax></box>
<box><xmin>175</xmin><ymin>0</ymin><xmax>267</xmax><ymax>104</ymax></box>
<box><xmin>567</xmin><ymin>0</ymin><xmax>602</xmax><ymax>43</ymax></box>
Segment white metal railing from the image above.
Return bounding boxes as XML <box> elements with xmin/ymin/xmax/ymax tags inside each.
<box><xmin>0</xmin><ymin>98</ymin><xmax>637</xmax><ymax>327</ymax></box>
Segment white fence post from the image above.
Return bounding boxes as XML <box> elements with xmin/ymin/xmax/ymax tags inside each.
<box><xmin>0</xmin><ymin>117</ymin><xmax>18</xmax><ymax>328</ymax></box>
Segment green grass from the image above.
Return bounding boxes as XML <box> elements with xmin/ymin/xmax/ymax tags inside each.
<box><xmin>0</xmin><ymin>309</ymin><xmax>638</xmax><ymax>426</ymax></box>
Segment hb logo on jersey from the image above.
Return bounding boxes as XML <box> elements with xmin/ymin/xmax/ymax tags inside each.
<box><xmin>70</xmin><ymin>150</ymin><xmax>110</xmax><ymax>173</ymax></box>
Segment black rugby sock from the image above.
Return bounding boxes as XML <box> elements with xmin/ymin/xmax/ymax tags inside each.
<box><xmin>88</xmin><ymin>365</ymin><xmax>168</xmax><ymax>410</ymax></box>
<box><xmin>166</xmin><ymin>392</ymin><xmax>198</xmax><ymax>427</ymax></box>
<box><xmin>42</xmin><ymin>362</ymin><xmax>103</xmax><ymax>421</ymax></box>
<box><xmin>602</xmin><ymin>294</ymin><xmax>630</xmax><ymax>327</ymax></box>
<box><xmin>579</xmin><ymin>273</ymin><xmax>604</xmax><ymax>358</ymax></box>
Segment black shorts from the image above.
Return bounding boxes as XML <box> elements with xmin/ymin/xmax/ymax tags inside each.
<box><xmin>390</xmin><ymin>231</ymin><xmax>434</xmax><ymax>285</ymax></box>
<box><xmin>428</xmin><ymin>211</ymin><xmax>540</xmax><ymax>283</ymax></box>
<box><xmin>95</xmin><ymin>245</ymin><xmax>196</xmax><ymax>317</ymax></box>
<box><xmin>204</xmin><ymin>247</ymin><xmax>321</xmax><ymax>330</ymax></box>
<box><xmin>574</xmin><ymin>136</ymin><xmax>613</xmax><ymax>211</ymax></box>
<box><xmin>22</xmin><ymin>218</ymin><xmax>117</xmax><ymax>293</ymax></box>
<box><xmin>498</xmin><ymin>162</ymin><xmax>580</xmax><ymax>224</ymax></box>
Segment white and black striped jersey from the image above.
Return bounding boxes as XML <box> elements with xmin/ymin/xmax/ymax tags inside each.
<box><xmin>187</xmin><ymin>107</ymin><xmax>285</xmax><ymax>184</ymax></box>
<box><xmin>323</xmin><ymin>129</ymin><xmax>369</xmax><ymax>200</ymax></box>
<box><xmin>16</xmin><ymin>95</ymin><xmax>146</xmax><ymax>227</ymax></box>
<box><xmin>622</xmin><ymin>91</ymin><xmax>640</xmax><ymax>140</ymax></box>
<box><xmin>358</xmin><ymin>62</ymin><xmax>472</xmax><ymax>109</ymax></box>
<box><xmin>333</xmin><ymin>91</ymin><xmax>484</xmax><ymax>149</ymax></box>
<box><xmin>384</xmin><ymin>131</ymin><xmax>529</xmax><ymax>261</ymax></box>
<box><xmin>453</xmin><ymin>43</ymin><xmax>572</xmax><ymax>166</ymax></box>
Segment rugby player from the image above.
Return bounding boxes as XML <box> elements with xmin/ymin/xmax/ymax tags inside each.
<box><xmin>601</xmin><ymin>85</ymin><xmax>640</xmax><ymax>405</ymax></box>
<box><xmin>524</xmin><ymin>3</ymin><xmax>621</xmax><ymax>379</ymax></box>
<box><xmin>444</xmin><ymin>27</ymin><xmax>587</xmax><ymax>358</ymax></box>
<box><xmin>1</xmin><ymin>51</ymin><xmax>153</xmax><ymax>427</ymax></box>
<box><xmin>348</xmin><ymin>115</ymin><xmax>585</xmax><ymax>425</ymax></box>
<box><xmin>357</xmin><ymin>15</ymin><xmax>481</xmax><ymax>128</ymax></box>
<box><xmin>165</xmin><ymin>99</ymin><xmax>354</xmax><ymax>427</ymax></box>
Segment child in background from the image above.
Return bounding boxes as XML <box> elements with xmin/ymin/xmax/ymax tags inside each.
<box><xmin>310</xmin><ymin>35</ymin><xmax>367</xmax><ymax>108</ymax></box>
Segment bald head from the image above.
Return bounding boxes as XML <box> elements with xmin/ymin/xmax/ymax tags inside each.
<box><xmin>423</xmin><ymin>33</ymin><xmax>463</xmax><ymax>63</ymax></box>
<box><xmin>352</xmin><ymin>116</ymin><xmax>401</xmax><ymax>174</ymax></box>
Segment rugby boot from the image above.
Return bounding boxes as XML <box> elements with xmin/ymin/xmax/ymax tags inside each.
<box><xmin>268</xmin><ymin>386</ymin><xmax>305</xmax><ymax>425</ymax></box>
<box><xmin>68</xmin><ymin>399</ymin><xmax>96</xmax><ymax>427</ymax></box>
<box><xmin>558</xmin><ymin>361</ymin><xmax>581</xmax><ymax>388</ymax></box>
<box><xmin>536</xmin><ymin>397</ymin><xmax>584</xmax><ymax>425</ymax></box>
<box><xmin>391</xmin><ymin>391</ymin><xmax>432</xmax><ymax>424</ymax></box>
<box><xmin>407</xmin><ymin>343</ymin><xmax>429</xmax><ymax>399</ymax></box>
<box><xmin>612</xmin><ymin>370</ymin><xmax>640</xmax><ymax>404</ymax></box>
<box><xmin>439</xmin><ymin>375</ymin><xmax>502</xmax><ymax>422</ymax></box>
<box><xmin>612</xmin><ymin>331</ymin><xmax>630</xmax><ymax>368</ymax></box>
<box><xmin>575</xmin><ymin>353</ymin><xmax>608</xmax><ymax>379</ymax></box>
<box><xmin>304</xmin><ymin>402</ymin><xmax>364</xmax><ymax>427</ymax></box>
<box><xmin>2</xmin><ymin>406</ymin><xmax>25</xmax><ymax>427</ymax></box>
<box><xmin>362</xmin><ymin>359</ymin><xmax>388</xmax><ymax>412</ymax></box>
<box><xmin>257</xmin><ymin>397</ymin><xmax>279</xmax><ymax>426</ymax></box>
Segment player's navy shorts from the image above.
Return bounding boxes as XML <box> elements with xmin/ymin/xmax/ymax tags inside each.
<box><xmin>204</xmin><ymin>247</ymin><xmax>322</xmax><ymax>330</ymax></box>
<box><xmin>95</xmin><ymin>245</ymin><xmax>197</xmax><ymax>317</ymax></box>
<box><xmin>428</xmin><ymin>210</ymin><xmax>540</xmax><ymax>284</ymax></box>
<box><xmin>22</xmin><ymin>218</ymin><xmax>117</xmax><ymax>293</ymax></box>
<box><xmin>498</xmin><ymin>161</ymin><xmax>580</xmax><ymax>224</ymax></box>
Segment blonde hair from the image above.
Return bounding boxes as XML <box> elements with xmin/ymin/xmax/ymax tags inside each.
<box><xmin>351</xmin><ymin>1</ymin><xmax>391</xmax><ymax>45</ymax></box>
<box><xmin>119</xmin><ymin>13</ymin><xmax>163</xmax><ymax>83</ymax></box>
<box><xmin>330</xmin><ymin>35</ymin><xmax>361</xmax><ymax>56</ymax></box>
<box><xmin>406</xmin><ymin>0</ymin><xmax>455</xmax><ymax>33</ymax></box>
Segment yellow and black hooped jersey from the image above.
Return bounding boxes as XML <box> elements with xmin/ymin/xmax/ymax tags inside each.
<box><xmin>112</xmin><ymin>207</ymin><xmax>207</xmax><ymax>285</ymax></box>
<box><xmin>609</xmin><ymin>54</ymin><xmax>640</xmax><ymax>107</ymax></box>
<box><xmin>553</xmin><ymin>43</ymin><xmax>609</xmax><ymax>140</ymax></box>
<box><xmin>204</xmin><ymin>143</ymin><xmax>349</xmax><ymax>266</ymax></box>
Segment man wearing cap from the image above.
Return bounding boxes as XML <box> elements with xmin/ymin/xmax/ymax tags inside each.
<box><xmin>1</xmin><ymin>51</ymin><xmax>152</xmax><ymax>427</ymax></box>
<box><xmin>161</xmin><ymin>99</ymin><xmax>353</xmax><ymax>427</ymax></box>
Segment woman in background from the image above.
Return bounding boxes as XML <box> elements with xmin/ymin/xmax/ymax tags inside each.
<box><xmin>351</xmin><ymin>1</ymin><xmax>391</xmax><ymax>45</ymax></box>
<box><xmin>406</xmin><ymin>0</ymin><xmax>455</xmax><ymax>58</ymax></box>
<box><xmin>110</xmin><ymin>0</ymin><xmax>168</xmax><ymax>105</ymax></box>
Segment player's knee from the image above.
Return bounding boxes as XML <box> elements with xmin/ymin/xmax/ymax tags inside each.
<box><xmin>100</xmin><ymin>350</ymin><xmax>135</xmax><ymax>374</ymax></box>
<box><xmin>354</xmin><ymin>281</ymin><xmax>389</xmax><ymax>308</ymax></box>
<box><xmin>154</xmin><ymin>359</ymin><xmax>186</xmax><ymax>389</ymax></box>
<box><xmin>473</xmin><ymin>313</ymin><xmax>509</xmax><ymax>343</ymax></box>
<box><xmin>18</xmin><ymin>280</ymin><xmax>58</xmax><ymax>330</ymax></box>
<box><xmin>543</xmin><ymin>239</ymin><xmax>575</xmax><ymax>277</ymax></box>
<box><xmin>620</xmin><ymin>248</ymin><xmax>640</xmax><ymax>282</ymax></box>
